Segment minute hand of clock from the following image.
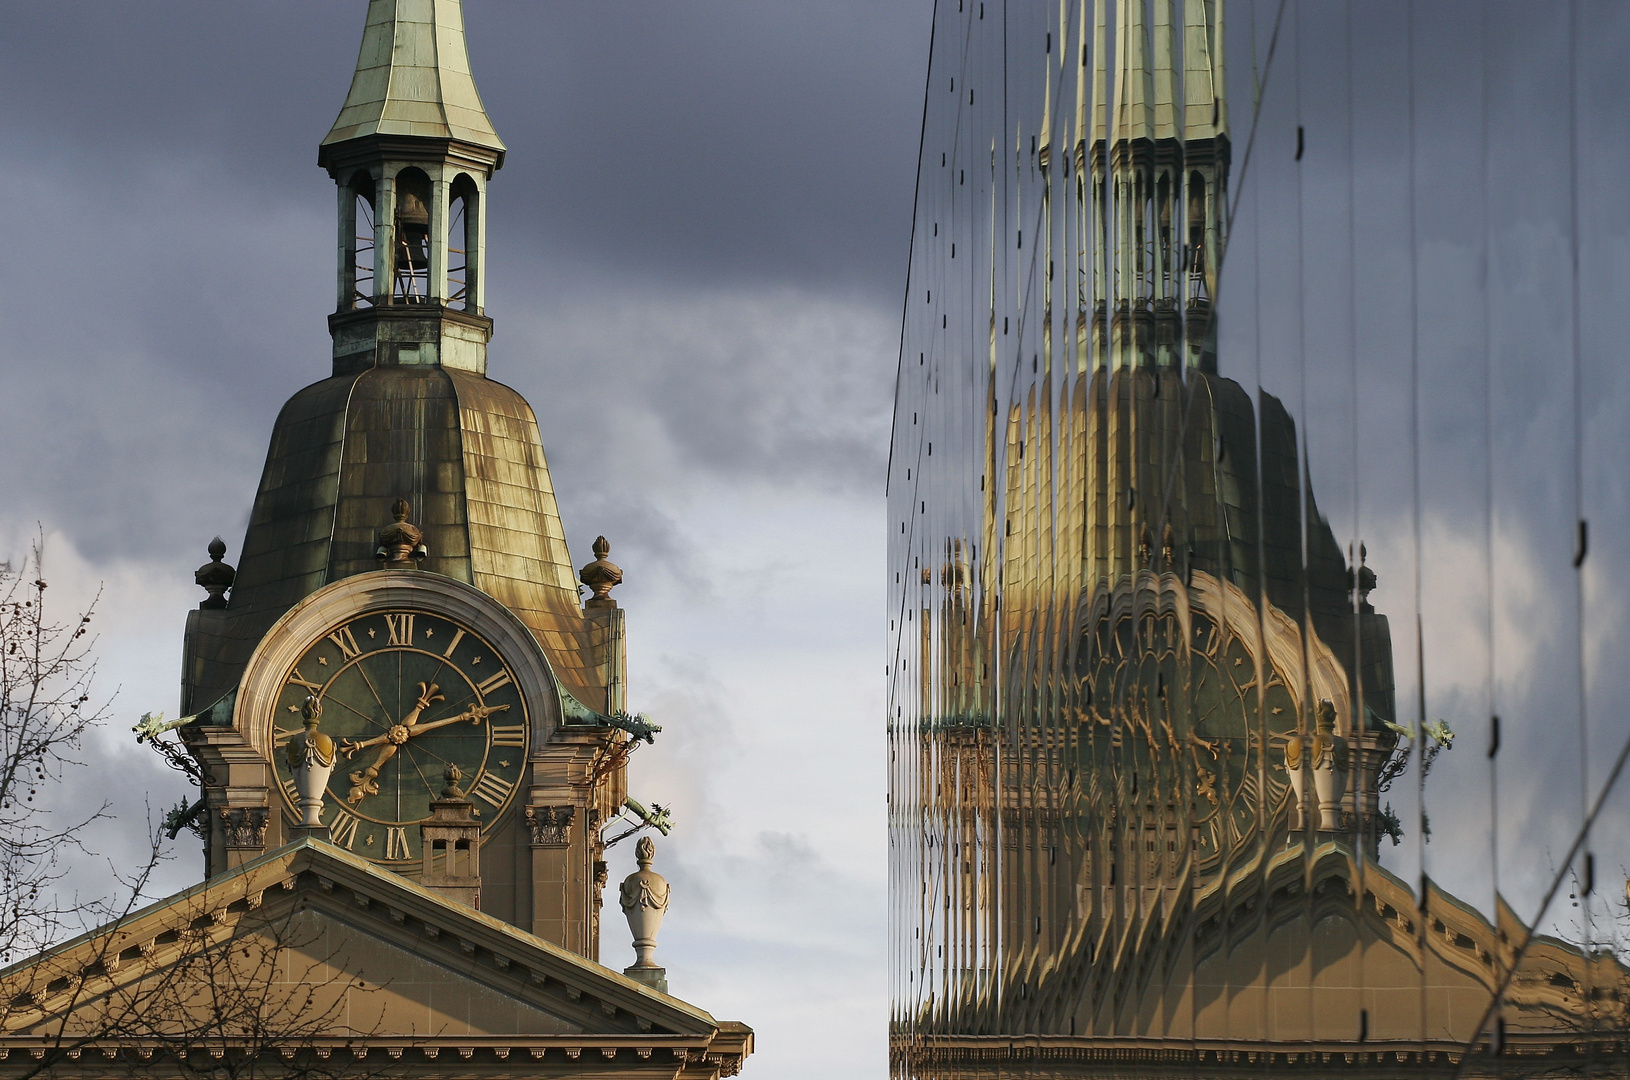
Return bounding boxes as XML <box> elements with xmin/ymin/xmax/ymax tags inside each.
<box><xmin>339</xmin><ymin>702</ymin><xmax>508</xmax><ymax>755</ymax></box>
<box><xmin>341</xmin><ymin>681</ymin><xmax>444</xmax><ymax>806</ymax></box>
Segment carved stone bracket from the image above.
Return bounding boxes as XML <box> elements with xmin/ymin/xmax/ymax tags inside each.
<box><xmin>220</xmin><ymin>807</ymin><xmax>269</xmax><ymax>849</ymax></box>
<box><xmin>525</xmin><ymin>805</ymin><xmax>574</xmax><ymax>847</ymax></box>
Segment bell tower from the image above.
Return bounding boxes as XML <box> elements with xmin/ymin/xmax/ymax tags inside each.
<box><xmin>319</xmin><ymin>0</ymin><xmax>504</xmax><ymax>375</ymax></box>
<box><xmin>178</xmin><ymin>0</ymin><xmax>635</xmax><ymax>965</ymax></box>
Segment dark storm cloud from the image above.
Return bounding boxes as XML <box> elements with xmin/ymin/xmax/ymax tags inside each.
<box><xmin>0</xmin><ymin>2</ymin><xmax>928</xmax><ymax>572</ymax></box>
<box><xmin>0</xmin><ymin>1</ymin><xmax>924</xmax><ymax>293</ymax></box>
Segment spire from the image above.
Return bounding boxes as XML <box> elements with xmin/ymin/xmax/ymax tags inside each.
<box><xmin>1183</xmin><ymin>0</ymin><xmax>1227</xmax><ymax>142</ymax></box>
<box><xmin>1088</xmin><ymin>0</ymin><xmax>1109</xmax><ymax>147</ymax></box>
<box><xmin>321</xmin><ymin>0</ymin><xmax>505</xmax><ymax>161</ymax></box>
<box><xmin>318</xmin><ymin>0</ymin><xmax>508</xmax><ymax>372</ymax></box>
<box><xmin>1114</xmin><ymin>0</ymin><xmax>1153</xmax><ymax>143</ymax></box>
<box><xmin>1152</xmin><ymin>0</ymin><xmax>1177</xmax><ymax>141</ymax></box>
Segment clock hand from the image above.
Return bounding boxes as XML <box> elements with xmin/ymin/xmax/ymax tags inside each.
<box><xmin>339</xmin><ymin>698</ymin><xmax>504</xmax><ymax>756</ymax></box>
<box><xmin>387</xmin><ymin>701</ymin><xmax>509</xmax><ymax>739</ymax></box>
<box><xmin>342</xmin><ymin>683</ymin><xmax>443</xmax><ymax>805</ymax></box>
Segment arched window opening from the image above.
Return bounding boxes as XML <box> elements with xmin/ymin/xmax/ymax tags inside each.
<box><xmin>351</xmin><ymin>172</ymin><xmax>376</xmax><ymax>309</ymax></box>
<box><xmin>1134</xmin><ymin>169</ymin><xmax>1153</xmax><ymax>309</ymax></box>
<box><xmin>1187</xmin><ymin>171</ymin><xmax>1208</xmax><ymax>305</ymax></box>
<box><xmin>448</xmin><ymin>174</ymin><xmax>477</xmax><ymax>310</ymax></box>
<box><xmin>392</xmin><ymin>168</ymin><xmax>432</xmax><ymax>304</ymax></box>
<box><xmin>1156</xmin><ymin>172</ymin><xmax>1173</xmax><ymax>299</ymax></box>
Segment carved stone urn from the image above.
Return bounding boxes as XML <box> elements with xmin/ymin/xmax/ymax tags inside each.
<box><xmin>285</xmin><ymin>696</ymin><xmax>336</xmax><ymax>829</ymax></box>
<box><xmin>1310</xmin><ymin>699</ymin><xmax>1350</xmax><ymax>832</ymax></box>
<box><xmin>193</xmin><ymin>537</ymin><xmax>235</xmax><ymax>610</ymax></box>
<box><xmin>1283</xmin><ymin>730</ymin><xmax>1309</xmax><ymax>832</ymax></box>
<box><xmin>579</xmin><ymin>536</ymin><xmax>623</xmax><ymax>609</ymax></box>
<box><xmin>619</xmin><ymin>836</ymin><xmax>671</xmax><ymax>991</ymax></box>
<box><xmin>375</xmin><ymin>497</ymin><xmax>427</xmax><ymax>567</ymax></box>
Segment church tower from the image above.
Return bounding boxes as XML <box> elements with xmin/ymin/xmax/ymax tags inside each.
<box><xmin>179</xmin><ymin>0</ymin><xmax>629</xmax><ymax>962</ymax></box>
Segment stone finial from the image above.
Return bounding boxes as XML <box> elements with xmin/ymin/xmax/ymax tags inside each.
<box><xmin>1348</xmin><ymin>543</ymin><xmax>1377</xmax><ymax>607</ymax></box>
<box><xmin>376</xmin><ymin>498</ymin><xmax>427</xmax><ymax>567</ymax></box>
<box><xmin>619</xmin><ymin>835</ymin><xmax>670</xmax><ymax>992</ymax></box>
<box><xmin>440</xmin><ymin>763</ymin><xmax>467</xmax><ymax>801</ymax></box>
<box><xmin>286</xmin><ymin>696</ymin><xmax>336</xmax><ymax>834</ymax></box>
<box><xmin>579</xmin><ymin>535</ymin><xmax>623</xmax><ymax>609</ymax></box>
<box><xmin>194</xmin><ymin>537</ymin><xmax>236</xmax><ymax>610</ymax></box>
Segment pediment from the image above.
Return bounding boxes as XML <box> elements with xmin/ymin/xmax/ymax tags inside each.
<box><xmin>0</xmin><ymin>841</ymin><xmax>747</xmax><ymax>1074</ymax></box>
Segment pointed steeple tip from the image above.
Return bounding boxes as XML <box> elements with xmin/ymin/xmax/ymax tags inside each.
<box><xmin>322</xmin><ymin>0</ymin><xmax>506</xmax><ymax>162</ymax></box>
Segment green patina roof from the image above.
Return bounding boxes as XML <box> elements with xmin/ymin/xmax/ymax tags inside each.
<box><xmin>182</xmin><ymin>367</ymin><xmax>614</xmax><ymax>718</ymax></box>
<box><xmin>323</xmin><ymin>0</ymin><xmax>506</xmax><ymax>153</ymax></box>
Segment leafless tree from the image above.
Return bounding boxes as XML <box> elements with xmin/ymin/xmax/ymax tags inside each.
<box><xmin>0</xmin><ymin>540</ymin><xmax>392</xmax><ymax>1080</ymax></box>
<box><xmin>0</xmin><ymin>537</ymin><xmax>125</xmax><ymax>963</ymax></box>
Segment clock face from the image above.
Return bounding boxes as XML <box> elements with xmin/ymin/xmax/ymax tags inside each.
<box><xmin>271</xmin><ymin>609</ymin><xmax>529</xmax><ymax>863</ymax></box>
<box><xmin>1075</xmin><ymin>606</ymin><xmax>1295</xmax><ymax>883</ymax></box>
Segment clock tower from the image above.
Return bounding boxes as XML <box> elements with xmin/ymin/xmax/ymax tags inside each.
<box><xmin>178</xmin><ymin>0</ymin><xmax>629</xmax><ymax>962</ymax></box>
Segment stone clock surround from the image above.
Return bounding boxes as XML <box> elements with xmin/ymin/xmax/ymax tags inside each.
<box><xmin>234</xmin><ymin>569</ymin><xmax>561</xmax><ymax>763</ymax></box>
<box><xmin>187</xmin><ymin>567</ymin><xmax>617</xmax><ymax>957</ymax></box>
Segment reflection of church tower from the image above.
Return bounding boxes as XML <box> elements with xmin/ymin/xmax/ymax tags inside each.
<box><xmin>896</xmin><ymin>4</ymin><xmax>1630</xmax><ymax>1073</ymax></box>
<box><xmin>987</xmin><ymin>0</ymin><xmax>1405</xmax><ymax>1034</ymax></box>
<box><xmin>179</xmin><ymin>0</ymin><xmax>626</xmax><ymax>960</ymax></box>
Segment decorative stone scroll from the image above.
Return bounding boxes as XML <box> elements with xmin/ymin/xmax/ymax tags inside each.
<box><xmin>525</xmin><ymin>805</ymin><xmax>574</xmax><ymax>847</ymax></box>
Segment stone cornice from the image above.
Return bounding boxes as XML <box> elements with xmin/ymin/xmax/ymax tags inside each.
<box><xmin>0</xmin><ymin>841</ymin><xmax>733</xmax><ymax>1044</ymax></box>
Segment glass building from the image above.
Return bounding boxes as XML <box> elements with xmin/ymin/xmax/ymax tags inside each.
<box><xmin>888</xmin><ymin>1</ymin><xmax>1630</xmax><ymax>1075</ymax></box>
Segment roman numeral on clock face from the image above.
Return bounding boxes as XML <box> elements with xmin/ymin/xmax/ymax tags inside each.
<box><xmin>490</xmin><ymin>724</ymin><xmax>527</xmax><ymax>748</ymax></box>
<box><xmin>384</xmin><ymin>826</ymin><xmax>411</xmax><ymax>861</ymax></box>
<box><xmin>442</xmin><ymin>628</ymin><xmax>465</xmax><ymax>658</ymax></box>
<box><xmin>385</xmin><ymin>613</ymin><xmax>415</xmax><ymax>646</ymax></box>
<box><xmin>327</xmin><ymin>805</ymin><xmax>361</xmax><ymax>851</ymax></box>
<box><xmin>327</xmin><ymin>626</ymin><xmax>361</xmax><ymax>659</ymax></box>
<box><xmin>279</xmin><ymin>776</ymin><xmax>299</xmax><ymax>807</ymax></box>
<box><xmin>476</xmin><ymin>670</ymin><xmax>512</xmax><ymax>696</ymax></box>
<box><xmin>470</xmin><ymin>771</ymin><xmax>515</xmax><ymax>807</ymax></box>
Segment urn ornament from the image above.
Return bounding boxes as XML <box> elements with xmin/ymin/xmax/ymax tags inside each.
<box><xmin>1310</xmin><ymin>699</ymin><xmax>1350</xmax><ymax>832</ymax></box>
<box><xmin>285</xmin><ymin>696</ymin><xmax>336</xmax><ymax>828</ymax></box>
<box><xmin>1282</xmin><ymin>731</ymin><xmax>1309</xmax><ymax>831</ymax></box>
<box><xmin>619</xmin><ymin>836</ymin><xmax>671</xmax><ymax>976</ymax></box>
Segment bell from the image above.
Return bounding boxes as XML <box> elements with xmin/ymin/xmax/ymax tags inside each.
<box><xmin>394</xmin><ymin>174</ymin><xmax>432</xmax><ymax>226</ymax></box>
<box><xmin>396</xmin><ymin>221</ymin><xmax>430</xmax><ymax>272</ymax></box>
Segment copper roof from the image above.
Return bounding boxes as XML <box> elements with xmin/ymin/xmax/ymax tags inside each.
<box><xmin>184</xmin><ymin>366</ymin><xmax>607</xmax><ymax>715</ymax></box>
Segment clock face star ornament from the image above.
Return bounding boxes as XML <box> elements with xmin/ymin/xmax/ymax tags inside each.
<box><xmin>270</xmin><ymin>609</ymin><xmax>529</xmax><ymax>863</ymax></box>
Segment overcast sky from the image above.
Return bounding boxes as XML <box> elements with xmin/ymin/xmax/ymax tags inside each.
<box><xmin>0</xmin><ymin>4</ymin><xmax>929</xmax><ymax>1076</ymax></box>
<box><xmin>9</xmin><ymin>0</ymin><xmax>1630</xmax><ymax>1070</ymax></box>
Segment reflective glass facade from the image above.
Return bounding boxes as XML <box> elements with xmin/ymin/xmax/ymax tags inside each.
<box><xmin>888</xmin><ymin>2</ymin><xmax>1630</xmax><ymax>1075</ymax></box>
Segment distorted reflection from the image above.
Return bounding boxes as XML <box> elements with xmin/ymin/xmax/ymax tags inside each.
<box><xmin>888</xmin><ymin>2</ymin><xmax>1625</xmax><ymax>1075</ymax></box>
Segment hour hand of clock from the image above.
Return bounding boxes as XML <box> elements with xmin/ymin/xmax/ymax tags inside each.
<box><xmin>342</xmin><ymin>682</ymin><xmax>444</xmax><ymax>805</ymax></box>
